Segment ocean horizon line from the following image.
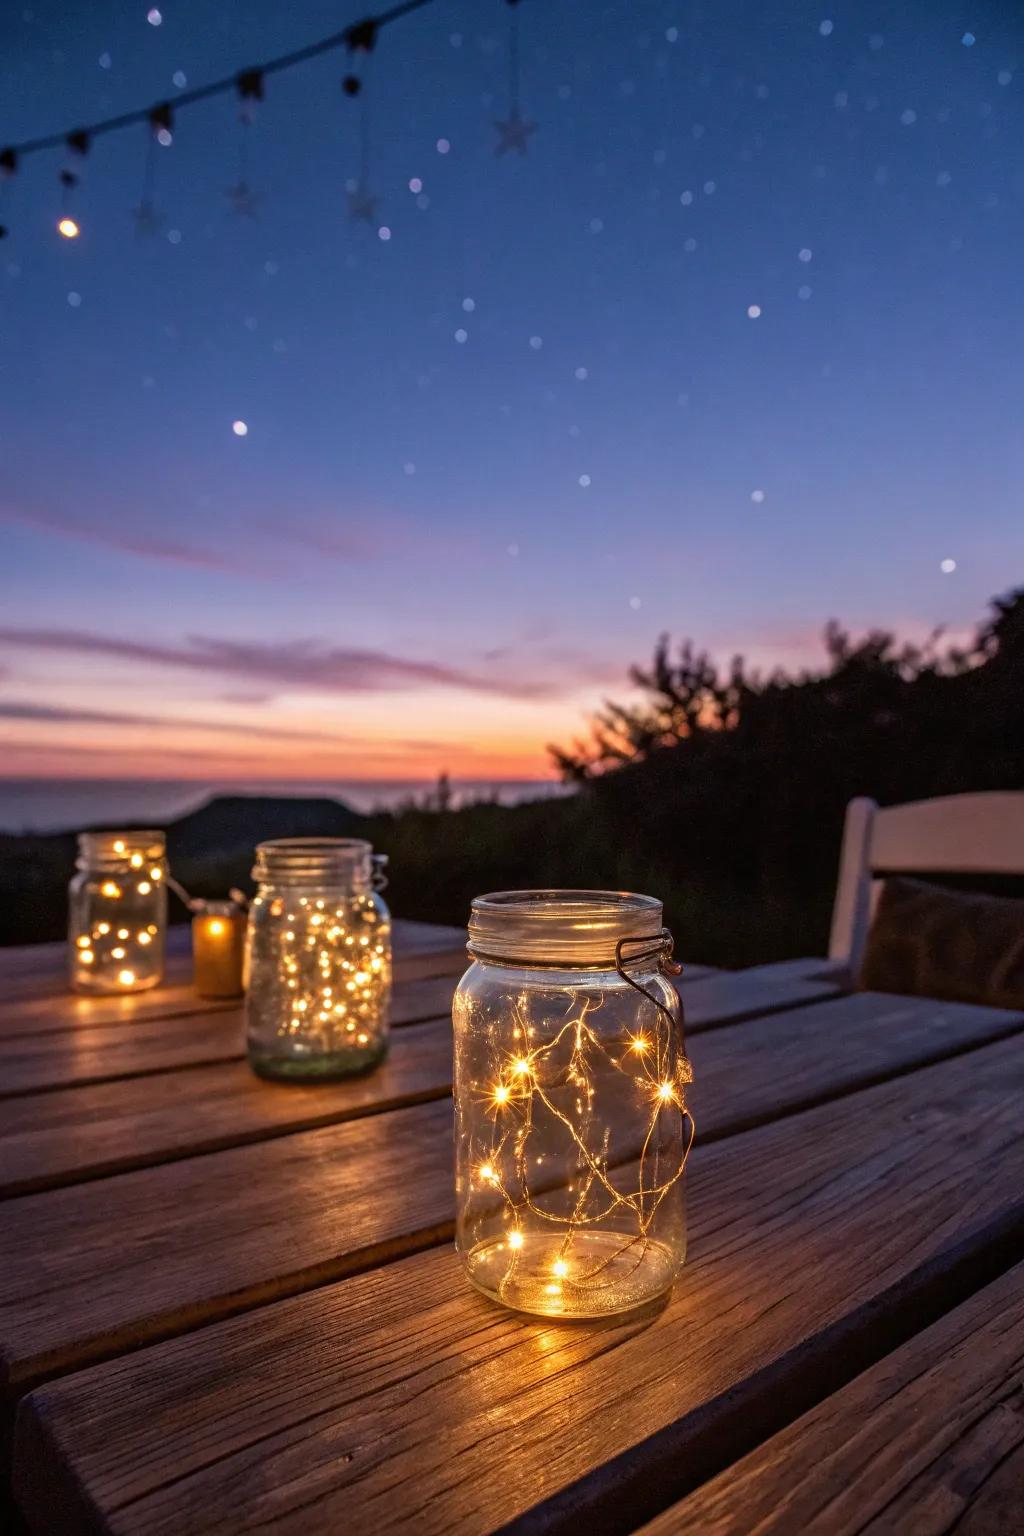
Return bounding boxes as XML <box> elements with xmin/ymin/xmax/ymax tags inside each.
<box><xmin>0</xmin><ymin>776</ymin><xmax>571</xmax><ymax>836</ymax></box>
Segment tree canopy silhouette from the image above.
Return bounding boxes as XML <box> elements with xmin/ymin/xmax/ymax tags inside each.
<box><xmin>551</xmin><ymin>588</ymin><xmax>1024</xmax><ymax>784</ymax></box>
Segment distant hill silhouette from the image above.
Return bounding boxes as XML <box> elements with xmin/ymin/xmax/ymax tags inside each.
<box><xmin>168</xmin><ymin>795</ymin><xmax>365</xmax><ymax>860</ymax></box>
<box><xmin>0</xmin><ymin>795</ymin><xmax>369</xmax><ymax>945</ymax></box>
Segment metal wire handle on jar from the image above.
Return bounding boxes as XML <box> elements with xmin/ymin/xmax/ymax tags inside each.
<box><xmin>615</xmin><ymin>927</ymin><xmax>691</xmax><ymax>1070</ymax></box>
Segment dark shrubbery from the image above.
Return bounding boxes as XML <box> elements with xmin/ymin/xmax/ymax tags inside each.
<box><xmin>369</xmin><ymin>589</ymin><xmax>1024</xmax><ymax>965</ymax></box>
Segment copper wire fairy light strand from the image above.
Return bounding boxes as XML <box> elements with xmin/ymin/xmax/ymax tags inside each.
<box><xmin>469</xmin><ymin>934</ymin><xmax>694</xmax><ymax>1298</ymax></box>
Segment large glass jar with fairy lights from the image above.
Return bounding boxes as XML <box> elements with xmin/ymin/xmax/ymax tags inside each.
<box><xmin>68</xmin><ymin>831</ymin><xmax>168</xmax><ymax>994</ymax></box>
<box><xmin>245</xmin><ymin>838</ymin><xmax>392</xmax><ymax>1081</ymax></box>
<box><xmin>453</xmin><ymin>890</ymin><xmax>693</xmax><ymax>1319</ymax></box>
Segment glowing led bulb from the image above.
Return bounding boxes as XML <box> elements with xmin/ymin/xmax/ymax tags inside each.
<box><xmin>480</xmin><ymin>1163</ymin><xmax>496</xmax><ymax>1183</ymax></box>
<box><xmin>507</xmin><ymin>1230</ymin><xmax>524</xmax><ymax>1249</ymax></box>
<box><xmin>58</xmin><ymin>217</ymin><xmax>80</xmax><ymax>239</ymax></box>
<box><xmin>630</xmin><ymin>1035</ymin><xmax>650</xmax><ymax>1053</ymax></box>
<box><xmin>76</xmin><ymin>935</ymin><xmax>90</xmax><ymax>949</ymax></box>
<box><xmin>118</xmin><ymin>969</ymin><xmax>136</xmax><ymax>986</ymax></box>
<box><xmin>137</xmin><ymin>880</ymin><xmax>152</xmax><ymax>894</ymax></box>
<box><xmin>658</xmin><ymin>1081</ymin><xmax>675</xmax><ymax>1102</ymax></box>
<box><xmin>130</xmin><ymin>853</ymin><xmax>144</xmax><ymax>869</ymax></box>
<box><xmin>138</xmin><ymin>931</ymin><xmax>152</xmax><ymax>946</ymax></box>
<box><xmin>80</xmin><ymin>949</ymin><xmax>94</xmax><ymax>964</ymax></box>
<box><xmin>111</xmin><ymin>947</ymin><xmax>126</xmax><ymax>960</ymax></box>
<box><xmin>493</xmin><ymin>1083</ymin><xmax>511</xmax><ymax>1106</ymax></box>
<box><xmin>150</xmin><ymin>866</ymin><xmax>163</xmax><ymax>880</ymax></box>
<box><xmin>208</xmin><ymin>919</ymin><xmax>225</xmax><ymax>936</ymax></box>
<box><xmin>101</xmin><ymin>881</ymin><xmax>121</xmax><ymax>899</ymax></box>
<box><xmin>513</xmin><ymin>1057</ymin><xmax>530</xmax><ymax>1076</ymax></box>
<box><xmin>552</xmin><ymin>1258</ymin><xmax>569</xmax><ymax>1277</ymax></box>
<box><xmin>113</xmin><ymin>840</ymin><xmax>126</xmax><ymax>854</ymax></box>
<box><xmin>117</xmin><ymin>929</ymin><xmax>129</xmax><ymax>940</ymax></box>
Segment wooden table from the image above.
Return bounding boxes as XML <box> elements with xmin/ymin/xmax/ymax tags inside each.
<box><xmin>3</xmin><ymin>925</ymin><xmax>1023</xmax><ymax>1534</ymax></box>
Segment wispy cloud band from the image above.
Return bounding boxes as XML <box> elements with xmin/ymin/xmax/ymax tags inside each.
<box><xmin>0</xmin><ymin>627</ymin><xmax>555</xmax><ymax>699</ymax></box>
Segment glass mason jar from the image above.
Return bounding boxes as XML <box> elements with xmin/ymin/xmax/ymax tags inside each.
<box><xmin>245</xmin><ymin>838</ymin><xmax>392</xmax><ymax>1081</ymax></box>
<box><xmin>454</xmin><ymin>890</ymin><xmax>693</xmax><ymax>1319</ymax></box>
<box><xmin>68</xmin><ymin>831</ymin><xmax>168</xmax><ymax>994</ymax></box>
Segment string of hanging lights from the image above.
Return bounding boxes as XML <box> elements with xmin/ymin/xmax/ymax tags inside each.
<box><xmin>0</xmin><ymin>0</ymin><xmax>535</xmax><ymax>243</ymax></box>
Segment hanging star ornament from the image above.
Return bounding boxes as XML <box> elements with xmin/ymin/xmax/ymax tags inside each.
<box><xmin>226</xmin><ymin>179</ymin><xmax>259</xmax><ymax>217</ymax></box>
<box><xmin>494</xmin><ymin>108</ymin><xmax>537</xmax><ymax>156</ymax></box>
<box><xmin>132</xmin><ymin>197</ymin><xmax>163</xmax><ymax>237</ymax></box>
<box><xmin>347</xmin><ymin>181</ymin><xmax>379</xmax><ymax>223</ymax></box>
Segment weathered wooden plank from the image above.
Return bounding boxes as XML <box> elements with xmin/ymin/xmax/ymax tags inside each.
<box><xmin>0</xmin><ymin>1017</ymin><xmax>453</xmax><ymax>1197</ymax></box>
<box><xmin>11</xmin><ymin>1035</ymin><xmax>1024</xmax><ymax>1536</ymax></box>
<box><xmin>0</xmin><ymin>919</ymin><xmax>468</xmax><ymax>1011</ymax></box>
<box><xmin>689</xmin><ymin>990</ymin><xmax>1024</xmax><ymax>1143</ymax></box>
<box><xmin>1</xmin><ymin>990</ymin><xmax>1019</xmax><ymax>1200</ymax></box>
<box><xmin>677</xmin><ymin>965</ymin><xmax>838</xmax><ymax>1030</ymax></box>
<box><xmin>735</xmin><ymin>956</ymin><xmax>848</xmax><ymax>985</ymax></box>
<box><xmin>0</xmin><ymin>963</ymin><xmax>726</xmax><ymax>1099</ymax></box>
<box><xmin>0</xmin><ymin>981</ymin><xmax>235</xmax><ymax>1040</ymax></box>
<box><xmin>0</xmin><ymin>957</ymin><xmax>717</xmax><ymax>1045</ymax></box>
<box><xmin>0</xmin><ymin>947</ymin><xmax>197</xmax><ymax>1011</ymax></box>
<box><xmin>0</xmin><ymin>915</ymin><xmax>466</xmax><ymax>1038</ymax></box>
<box><xmin>0</xmin><ymin>1007</ymin><xmax>246</xmax><ymax>1097</ymax></box>
<box><xmin>639</xmin><ymin>1259</ymin><xmax>1024</xmax><ymax>1536</ymax></box>
<box><xmin>0</xmin><ymin>971</ymin><xmax>461</xmax><ymax>1098</ymax></box>
<box><xmin>1</xmin><ymin>992</ymin><xmax>1020</xmax><ymax>1402</ymax></box>
<box><xmin>0</xmin><ymin>1096</ymin><xmax>452</xmax><ymax>1399</ymax></box>
<box><xmin>0</xmin><ymin>953</ymin><xmax>463</xmax><ymax>1035</ymax></box>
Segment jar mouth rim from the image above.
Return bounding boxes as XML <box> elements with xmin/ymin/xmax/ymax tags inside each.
<box><xmin>252</xmin><ymin>837</ymin><xmax>375</xmax><ymax>886</ymax></box>
<box><xmin>255</xmin><ymin>838</ymin><xmax>373</xmax><ymax>857</ymax></box>
<box><xmin>78</xmin><ymin>829</ymin><xmax>166</xmax><ymax>860</ymax></box>
<box><xmin>471</xmin><ymin>888</ymin><xmax>661</xmax><ymax>918</ymax></box>
<box><xmin>468</xmin><ymin>888</ymin><xmax>665</xmax><ymax>966</ymax></box>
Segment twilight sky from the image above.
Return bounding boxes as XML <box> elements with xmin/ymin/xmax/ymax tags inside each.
<box><xmin>1</xmin><ymin>0</ymin><xmax>1022</xmax><ymax>783</ymax></box>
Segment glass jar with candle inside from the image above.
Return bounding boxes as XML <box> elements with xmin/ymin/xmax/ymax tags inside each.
<box><xmin>68</xmin><ymin>831</ymin><xmax>168</xmax><ymax>993</ymax></box>
<box><xmin>453</xmin><ymin>890</ymin><xmax>693</xmax><ymax>1319</ymax></box>
<box><xmin>245</xmin><ymin>838</ymin><xmax>391</xmax><ymax>1081</ymax></box>
<box><xmin>192</xmin><ymin>900</ymin><xmax>246</xmax><ymax>999</ymax></box>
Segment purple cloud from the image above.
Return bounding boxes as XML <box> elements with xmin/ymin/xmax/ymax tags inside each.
<box><xmin>0</xmin><ymin>504</ymin><xmax>257</xmax><ymax>574</ymax></box>
<box><xmin>0</xmin><ymin>628</ymin><xmax>556</xmax><ymax>698</ymax></box>
<box><xmin>0</xmin><ymin>699</ymin><xmax>365</xmax><ymax>744</ymax></box>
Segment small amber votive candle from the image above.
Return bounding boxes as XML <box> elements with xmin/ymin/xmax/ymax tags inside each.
<box><xmin>192</xmin><ymin>901</ymin><xmax>246</xmax><ymax>999</ymax></box>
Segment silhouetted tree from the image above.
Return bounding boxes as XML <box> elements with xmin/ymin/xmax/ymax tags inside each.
<box><xmin>551</xmin><ymin>590</ymin><xmax>1024</xmax><ymax>781</ymax></box>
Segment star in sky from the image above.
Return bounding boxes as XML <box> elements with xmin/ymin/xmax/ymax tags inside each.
<box><xmin>347</xmin><ymin>182</ymin><xmax>380</xmax><ymax>223</ymax></box>
<box><xmin>225</xmin><ymin>180</ymin><xmax>260</xmax><ymax>217</ymax></box>
<box><xmin>131</xmin><ymin>198</ymin><xmax>163</xmax><ymax>237</ymax></box>
<box><xmin>493</xmin><ymin>109</ymin><xmax>537</xmax><ymax>157</ymax></box>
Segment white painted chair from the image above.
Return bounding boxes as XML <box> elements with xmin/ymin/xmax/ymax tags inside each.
<box><xmin>828</xmin><ymin>791</ymin><xmax>1024</xmax><ymax>982</ymax></box>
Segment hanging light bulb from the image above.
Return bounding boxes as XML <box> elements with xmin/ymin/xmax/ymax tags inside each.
<box><xmin>57</xmin><ymin>170</ymin><xmax>81</xmax><ymax>238</ymax></box>
<box><xmin>57</xmin><ymin>132</ymin><xmax>88</xmax><ymax>240</ymax></box>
